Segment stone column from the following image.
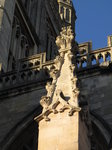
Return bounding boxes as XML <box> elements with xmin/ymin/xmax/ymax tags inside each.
<box><xmin>64</xmin><ymin>7</ymin><xmax>66</xmax><ymax>20</ymax></box>
<box><xmin>69</xmin><ymin>9</ymin><xmax>72</xmax><ymax>23</ymax></box>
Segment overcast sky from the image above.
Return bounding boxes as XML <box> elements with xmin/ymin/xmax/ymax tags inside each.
<box><xmin>73</xmin><ymin>0</ymin><xmax>112</xmax><ymax>50</ymax></box>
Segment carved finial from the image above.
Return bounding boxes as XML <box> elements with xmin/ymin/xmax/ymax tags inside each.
<box><xmin>56</xmin><ymin>26</ymin><xmax>74</xmax><ymax>51</ymax></box>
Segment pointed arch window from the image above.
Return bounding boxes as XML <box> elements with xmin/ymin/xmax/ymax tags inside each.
<box><xmin>91</xmin><ymin>55</ymin><xmax>97</xmax><ymax>65</ymax></box>
<box><xmin>106</xmin><ymin>52</ymin><xmax>111</xmax><ymax>61</ymax></box>
<box><xmin>82</xmin><ymin>59</ymin><xmax>87</xmax><ymax>68</ymax></box>
<box><xmin>61</xmin><ymin>6</ymin><xmax>64</xmax><ymax>14</ymax></box>
<box><xmin>24</xmin><ymin>0</ymin><xmax>28</xmax><ymax>8</ymax></box>
<box><xmin>98</xmin><ymin>54</ymin><xmax>104</xmax><ymax>64</ymax></box>
<box><xmin>66</xmin><ymin>8</ymin><xmax>70</xmax><ymax>21</ymax></box>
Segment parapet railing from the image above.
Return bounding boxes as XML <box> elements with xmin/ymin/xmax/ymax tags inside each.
<box><xmin>17</xmin><ymin>52</ymin><xmax>46</xmax><ymax>70</ymax></box>
<box><xmin>76</xmin><ymin>47</ymin><xmax>112</xmax><ymax>71</ymax></box>
<box><xmin>1</xmin><ymin>46</ymin><xmax>112</xmax><ymax>91</ymax></box>
<box><xmin>0</xmin><ymin>53</ymin><xmax>54</xmax><ymax>91</ymax></box>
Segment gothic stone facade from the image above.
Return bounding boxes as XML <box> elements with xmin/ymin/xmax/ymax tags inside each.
<box><xmin>0</xmin><ymin>0</ymin><xmax>112</xmax><ymax>150</ymax></box>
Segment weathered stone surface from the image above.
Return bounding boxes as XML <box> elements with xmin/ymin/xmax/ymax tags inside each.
<box><xmin>0</xmin><ymin>0</ymin><xmax>112</xmax><ymax>150</ymax></box>
<box><xmin>0</xmin><ymin>85</ymin><xmax>46</xmax><ymax>149</ymax></box>
<box><xmin>35</xmin><ymin>26</ymin><xmax>91</xmax><ymax>150</ymax></box>
<box><xmin>0</xmin><ymin>0</ymin><xmax>16</xmax><ymax>71</ymax></box>
<box><xmin>38</xmin><ymin>111</ymin><xmax>79</xmax><ymax>150</ymax></box>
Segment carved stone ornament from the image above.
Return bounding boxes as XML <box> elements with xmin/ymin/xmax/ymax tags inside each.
<box><xmin>54</xmin><ymin>54</ymin><xmax>64</xmax><ymax>70</ymax></box>
<box><xmin>56</xmin><ymin>26</ymin><xmax>74</xmax><ymax>51</ymax></box>
<box><xmin>40</xmin><ymin>96</ymin><xmax>50</xmax><ymax>109</ymax></box>
<box><xmin>34</xmin><ymin>26</ymin><xmax>81</xmax><ymax>123</ymax></box>
<box><xmin>34</xmin><ymin>90</ymin><xmax>81</xmax><ymax>122</ymax></box>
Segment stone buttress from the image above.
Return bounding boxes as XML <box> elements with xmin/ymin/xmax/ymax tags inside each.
<box><xmin>34</xmin><ymin>26</ymin><xmax>91</xmax><ymax>150</ymax></box>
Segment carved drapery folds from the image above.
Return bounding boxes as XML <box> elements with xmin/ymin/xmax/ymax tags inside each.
<box><xmin>35</xmin><ymin>26</ymin><xmax>81</xmax><ymax>122</ymax></box>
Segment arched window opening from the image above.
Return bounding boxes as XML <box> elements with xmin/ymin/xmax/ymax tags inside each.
<box><xmin>50</xmin><ymin>41</ymin><xmax>53</xmax><ymax>60</ymax></box>
<box><xmin>60</xmin><ymin>6</ymin><xmax>64</xmax><ymax>19</ymax></box>
<box><xmin>21</xmin><ymin>35</ymin><xmax>26</xmax><ymax>48</ymax></box>
<box><xmin>61</xmin><ymin>6</ymin><xmax>64</xmax><ymax>14</ymax></box>
<box><xmin>106</xmin><ymin>52</ymin><xmax>111</xmax><ymax>61</ymax></box>
<box><xmin>82</xmin><ymin>59</ymin><xmax>87</xmax><ymax>68</ymax></box>
<box><xmin>24</xmin><ymin>0</ymin><xmax>28</xmax><ymax>8</ymax></box>
<box><xmin>91</xmin><ymin>55</ymin><xmax>97</xmax><ymax>65</ymax></box>
<box><xmin>12</xmin><ymin>57</ymin><xmax>16</xmax><ymax>70</ymax></box>
<box><xmin>66</xmin><ymin>8</ymin><xmax>70</xmax><ymax>21</ymax></box>
<box><xmin>25</xmin><ymin>49</ymin><xmax>29</xmax><ymax>58</ymax></box>
<box><xmin>25</xmin><ymin>44</ymin><xmax>29</xmax><ymax>57</ymax></box>
<box><xmin>76</xmin><ymin>51</ymin><xmax>80</xmax><ymax>56</ymax></box>
<box><xmin>76</xmin><ymin>61</ymin><xmax>80</xmax><ymax>69</ymax></box>
<box><xmin>98</xmin><ymin>54</ymin><xmax>104</xmax><ymax>64</ymax></box>
<box><xmin>82</xmin><ymin>49</ymin><xmax>87</xmax><ymax>55</ymax></box>
<box><xmin>15</xmin><ymin>25</ymin><xmax>21</xmax><ymax>38</ymax></box>
<box><xmin>24</xmin><ymin>0</ymin><xmax>30</xmax><ymax>13</ymax></box>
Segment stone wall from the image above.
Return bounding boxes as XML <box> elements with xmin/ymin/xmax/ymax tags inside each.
<box><xmin>0</xmin><ymin>0</ymin><xmax>16</xmax><ymax>71</ymax></box>
<box><xmin>7</xmin><ymin>121</ymin><xmax>38</xmax><ymax>150</ymax></box>
<box><xmin>81</xmin><ymin>73</ymin><xmax>112</xmax><ymax>127</ymax></box>
<box><xmin>79</xmin><ymin>71</ymin><xmax>112</xmax><ymax>148</ymax></box>
<box><xmin>79</xmin><ymin>116</ymin><xmax>91</xmax><ymax>150</ymax></box>
<box><xmin>0</xmin><ymin>84</ymin><xmax>46</xmax><ymax>150</ymax></box>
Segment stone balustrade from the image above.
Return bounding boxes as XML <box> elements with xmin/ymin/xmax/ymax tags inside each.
<box><xmin>18</xmin><ymin>52</ymin><xmax>46</xmax><ymax>70</ymax></box>
<box><xmin>1</xmin><ymin>44</ymin><xmax>112</xmax><ymax>91</ymax></box>
<box><xmin>76</xmin><ymin>46</ymin><xmax>112</xmax><ymax>70</ymax></box>
<box><xmin>0</xmin><ymin>53</ymin><xmax>53</xmax><ymax>91</ymax></box>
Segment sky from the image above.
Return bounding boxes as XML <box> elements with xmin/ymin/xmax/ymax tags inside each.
<box><xmin>73</xmin><ymin>0</ymin><xmax>112</xmax><ymax>50</ymax></box>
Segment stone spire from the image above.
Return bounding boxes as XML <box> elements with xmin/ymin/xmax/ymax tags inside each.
<box><xmin>57</xmin><ymin>0</ymin><xmax>76</xmax><ymax>31</ymax></box>
<box><xmin>34</xmin><ymin>26</ymin><xmax>81</xmax><ymax>150</ymax></box>
<box><xmin>35</xmin><ymin>26</ymin><xmax>80</xmax><ymax>122</ymax></box>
